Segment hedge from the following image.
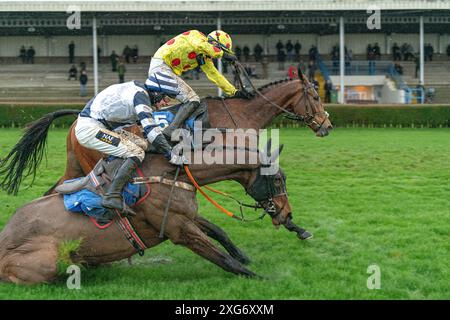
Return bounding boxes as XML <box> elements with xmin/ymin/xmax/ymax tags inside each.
<box><xmin>0</xmin><ymin>103</ymin><xmax>449</xmax><ymax>128</ymax></box>
<box><xmin>0</xmin><ymin>104</ymin><xmax>83</xmax><ymax>128</ymax></box>
<box><xmin>273</xmin><ymin>104</ymin><xmax>450</xmax><ymax>128</ymax></box>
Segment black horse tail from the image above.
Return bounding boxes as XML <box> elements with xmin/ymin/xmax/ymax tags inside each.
<box><xmin>0</xmin><ymin>109</ymin><xmax>80</xmax><ymax>195</ymax></box>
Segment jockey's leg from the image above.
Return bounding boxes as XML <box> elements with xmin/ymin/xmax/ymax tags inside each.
<box><xmin>74</xmin><ymin>117</ymin><xmax>145</xmax><ymax>211</ymax></box>
<box><xmin>163</xmin><ymin>79</ymin><xmax>200</xmax><ymax>141</ymax></box>
<box><xmin>147</xmin><ymin>59</ymin><xmax>201</xmax><ymax>141</ymax></box>
<box><xmin>117</xmin><ymin>129</ymin><xmax>148</xmax><ymax>151</ymax></box>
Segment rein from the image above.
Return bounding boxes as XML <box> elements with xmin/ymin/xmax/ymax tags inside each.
<box><xmin>184</xmin><ymin>165</ymin><xmax>266</xmax><ymax>222</ymax></box>
<box><xmin>233</xmin><ymin>61</ymin><xmax>329</xmax><ymax>125</ymax></box>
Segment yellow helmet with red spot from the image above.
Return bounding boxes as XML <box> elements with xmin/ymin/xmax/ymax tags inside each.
<box><xmin>207</xmin><ymin>30</ymin><xmax>233</xmax><ymax>54</ymax></box>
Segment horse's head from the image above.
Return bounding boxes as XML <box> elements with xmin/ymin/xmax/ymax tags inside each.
<box><xmin>288</xmin><ymin>69</ymin><xmax>333</xmax><ymax>137</ymax></box>
<box><xmin>245</xmin><ymin>142</ymin><xmax>291</xmax><ymax>227</ymax></box>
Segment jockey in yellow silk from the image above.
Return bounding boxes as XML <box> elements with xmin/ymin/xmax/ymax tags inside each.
<box><xmin>146</xmin><ymin>30</ymin><xmax>253</xmax><ymax>139</ymax></box>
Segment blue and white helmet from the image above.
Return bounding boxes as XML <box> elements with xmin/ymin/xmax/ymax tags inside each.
<box><xmin>145</xmin><ymin>71</ymin><xmax>179</xmax><ymax>98</ymax></box>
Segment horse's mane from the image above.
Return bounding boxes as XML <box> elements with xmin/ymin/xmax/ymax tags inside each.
<box><xmin>204</xmin><ymin>78</ymin><xmax>295</xmax><ymax>101</ymax></box>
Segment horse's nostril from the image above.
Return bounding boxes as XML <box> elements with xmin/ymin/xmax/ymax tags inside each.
<box><xmin>328</xmin><ymin>125</ymin><xmax>333</xmax><ymax>130</ymax></box>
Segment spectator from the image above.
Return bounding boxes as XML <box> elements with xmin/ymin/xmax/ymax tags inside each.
<box><xmin>117</xmin><ymin>61</ymin><xmax>126</xmax><ymax>83</ymax></box>
<box><xmin>235</xmin><ymin>46</ymin><xmax>242</xmax><ymax>61</ymax></box>
<box><xmin>294</xmin><ymin>41</ymin><xmax>302</xmax><ymax>61</ymax></box>
<box><xmin>97</xmin><ymin>46</ymin><xmax>102</xmax><ymax>59</ymax></box>
<box><xmin>447</xmin><ymin>44</ymin><xmax>450</xmax><ymax>57</ymax></box>
<box><xmin>392</xmin><ymin>43</ymin><xmax>401</xmax><ymax>61</ymax></box>
<box><xmin>366</xmin><ymin>44</ymin><xmax>373</xmax><ymax>60</ymax></box>
<box><xmin>307</xmin><ymin>60</ymin><xmax>316</xmax><ymax>81</ymax></box>
<box><xmin>254</xmin><ymin>43</ymin><xmax>263</xmax><ymax>62</ymax></box>
<box><xmin>276</xmin><ymin>40</ymin><xmax>284</xmax><ymax>53</ymax></box>
<box><xmin>414</xmin><ymin>54</ymin><xmax>420</xmax><ymax>78</ymax></box>
<box><xmin>261</xmin><ymin>54</ymin><xmax>269</xmax><ymax>79</ymax></box>
<box><xmin>394</xmin><ymin>62</ymin><xmax>404</xmax><ymax>75</ymax></box>
<box><xmin>79</xmin><ymin>70</ymin><xmax>88</xmax><ymax>97</ymax></box>
<box><xmin>324</xmin><ymin>80</ymin><xmax>333</xmax><ymax>103</ymax></box>
<box><xmin>69</xmin><ymin>41</ymin><xmax>75</xmax><ymax>63</ymax></box>
<box><xmin>68</xmin><ymin>64</ymin><xmax>78</xmax><ymax>80</ymax></box>
<box><xmin>345</xmin><ymin>50</ymin><xmax>353</xmax><ymax>75</ymax></box>
<box><xmin>286</xmin><ymin>40</ymin><xmax>294</xmax><ymax>61</ymax></box>
<box><xmin>373</xmin><ymin>43</ymin><xmax>381</xmax><ymax>59</ymax></box>
<box><xmin>79</xmin><ymin>61</ymin><xmax>87</xmax><ymax>72</ymax></box>
<box><xmin>132</xmin><ymin>45</ymin><xmax>139</xmax><ymax>63</ymax></box>
<box><xmin>243</xmin><ymin>45</ymin><xmax>250</xmax><ymax>62</ymax></box>
<box><xmin>277</xmin><ymin>49</ymin><xmax>286</xmax><ymax>71</ymax></box>
<box><xmin>19</xmin><ymin>46</ymin><xmax>26</xmax><ymax>64</ymax></box>
<box><xmin>110</xmin><ymin>51</ymin><xmax>119</xmax><ymax>71</ymax></box>
<box><xmin>123</xmin><ymin>45</ymin><xmax>131</xmax><ymax>63</ymax></box>
<box><xmin>308</xmin><ymin>45</ymin><xmax>318</xmax><ymax>62</ymax></box>
<box><xmin>244</xmin><ymin>64</ymin><xmax>258</xmax><ymax>79</ymax></box>
<box><xmin>425</xmin><ymin>43</ymin><xmax>434</xmax><ymax>61</ymax></box>
<box><xmin>367</xmin><ymin>49</ymin><xmax>376</xmax><ymax>75</ymax></box>
<box><xmin>26</xmin><ymin>46</ymin><xmax>35</xmax><ymax>64</ymax></box>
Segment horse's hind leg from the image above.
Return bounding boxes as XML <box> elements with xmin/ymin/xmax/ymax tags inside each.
<box><xmin>0</xmin><ymin>237</ymin><xmax>59</xmax><ymax>284</ymax></box>
<box><xmin>194</xmin><ymin>215</ymin><xmax>251</xmax><ymax>265</ymax></box>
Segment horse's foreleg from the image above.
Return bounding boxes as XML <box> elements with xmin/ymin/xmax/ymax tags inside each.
<box><xmin>162</xmin><ymin>214</ymin><xmax>257</xmax><ymax>277</ymax></box>
<box><xmin>194</xmin><ymin>215</ymin><xmax>251</xmax><ymax>265</ymax></box>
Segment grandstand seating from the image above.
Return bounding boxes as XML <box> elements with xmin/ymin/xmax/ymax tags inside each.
<box><xmin>0</xmin><ymin>58</ymin><xmax>448</xmax><ymax>103</ymax></box>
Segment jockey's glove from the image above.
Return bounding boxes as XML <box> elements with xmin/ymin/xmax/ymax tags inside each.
<box><xmin>168</xmin><ymin>152</ymin><xmax>188</xmax><ymax>166</ymax></box>
<box><xmin>222</xmin><ymin>52</ymin><xmax>237</xmax><ymax>62</ymax></box>
<box><xmin>234</xmin><ymin>89</ymin><xmax>255</xmax><ymax>99</ymax></box>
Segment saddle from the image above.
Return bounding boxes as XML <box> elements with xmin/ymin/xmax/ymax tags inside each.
<box><xmin>56</xmin><ymin>157</ymin><xmax>150</xmax><ymax>226</ymax></box>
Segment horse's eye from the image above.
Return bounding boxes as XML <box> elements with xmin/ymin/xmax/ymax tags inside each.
<box><xmin>274</xmin><ymin>178</ymin><xmax>282</xmax><ymax>187</ymax></box>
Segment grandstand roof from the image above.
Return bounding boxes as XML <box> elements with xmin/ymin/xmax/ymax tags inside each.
<box><xmin>1</xmin><ymin>0</ymin><xmax>450</xmax><ymax>12</ymax></box>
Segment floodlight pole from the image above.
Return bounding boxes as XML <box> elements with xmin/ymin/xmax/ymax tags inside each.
<box><xmin>419</xmin><ymin>16</ymin><xmax>425</xmax><ymax>87</ymax></box>
<box><xmin>217</xmin><ymin>14</ymin><xmax>223</xmax><ymax>97</ymax></box>
<box><xmin>339</xmin><ymin>16</ymin><xmax>345</xmax><ymax>104</ymax></box>
<box><xmin>92</xmin><ymin>15</ymin><xmax>99</xmax><ymax>95</ymax></box>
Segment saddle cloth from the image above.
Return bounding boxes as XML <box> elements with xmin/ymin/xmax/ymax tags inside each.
<box><xmin>153</xmin><ymin>100</ymin><xmax>210</xmax><ymax>131</ymax></box>
<box><xmin>56</xmin><ymin>158</ymin><xmax>149</xmax><ymax>226</ymax></box>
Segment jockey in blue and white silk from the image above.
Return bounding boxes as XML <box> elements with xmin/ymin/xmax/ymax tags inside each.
<box><xmin>75</xmin><ymin>80</ymin><xmax>186</xmax><ymax>211</ymax></box>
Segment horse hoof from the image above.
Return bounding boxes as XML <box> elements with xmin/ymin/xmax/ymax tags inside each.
<box><xmin>299</xmin><ymin>231</ymin><xmax>313</xmax><ymax>240</ymax></box>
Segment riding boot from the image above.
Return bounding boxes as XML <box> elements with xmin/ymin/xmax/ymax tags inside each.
<box><xmin>163</xmin><ymin>101</ymin><xmax>200</xmax><ymax>141</ymax></box>
<box><xmin>101</xmin><ymin>158</ymin><xmax>137</xmax><ymax>211</ymax></box>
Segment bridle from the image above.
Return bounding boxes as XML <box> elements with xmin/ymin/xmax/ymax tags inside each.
<box><xmin>245</xmin><ymin>168</ymin><xmax>288</xmax><ymax>220</ymax></box>
<box><xmin>234</xmin><ymin>61</ymin><xmax>329</xmax><ymax>132</ymax></box>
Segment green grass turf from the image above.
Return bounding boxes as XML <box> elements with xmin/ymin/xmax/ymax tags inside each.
<box><xmin>0</xmin><ymin>127</ymin><xmax>449</xmax><ymax>299</ymax></box>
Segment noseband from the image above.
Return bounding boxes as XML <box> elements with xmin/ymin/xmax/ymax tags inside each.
<box><xmin>246</xmin><ymin>168</ymin><xmax>288</xmax><ymax>219</ymax></box>
<box><xmin>297</xmin><ymin>82</ymin><xmax>330</xmax><ymax>132</ymax></box>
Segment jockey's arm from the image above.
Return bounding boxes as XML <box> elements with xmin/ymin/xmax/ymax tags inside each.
<box><xmin>133</xmin><ymin>92</ymin><xmax>169</xmax><ymax>153</ymax></box>
<box><xmin>200</xmin><ymin>58</ymin><xmax>237</xmax><ymax>96</ymax></box>
<box><xmin>133</xmin><ymin>91</ymin><xmax>186</xmax><ymax>166</ymax></box>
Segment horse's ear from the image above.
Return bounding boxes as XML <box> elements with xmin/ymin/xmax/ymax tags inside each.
<box><xmin>297</xmin><ymin>66</ymin><xmax>306</xmax><ymax>84</ymax></box>
<box><xmin>270</xmin><ymin>144</ymin><xmax>284</xmax><ymax>163</ymax></box>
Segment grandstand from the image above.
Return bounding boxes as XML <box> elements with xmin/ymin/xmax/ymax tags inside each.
<box><xmin>0</xmin><ymin>0</ymin><xmax>449</xmax><ymax>104</ymax></box>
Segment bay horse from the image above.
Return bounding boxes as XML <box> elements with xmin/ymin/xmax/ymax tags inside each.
<box><xmin>0</xmin><ymin>76</ymin><xmax>331</xmax><ymax>266</ymax></box>
<box><xmin>0</xmin><ymin>144</ymin><xmax>294</xmax><ymax>284</ymax></box>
